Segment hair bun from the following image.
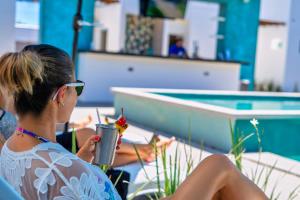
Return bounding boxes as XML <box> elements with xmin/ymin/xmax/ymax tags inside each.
<box><xmin>0</xmin><ymin>51</ymin><xmax>44</xmax><ymax>95</ymax></box>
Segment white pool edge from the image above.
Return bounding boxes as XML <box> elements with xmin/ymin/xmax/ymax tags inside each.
<box><xmin>112</xmin><ymin>87</ymin><xmax>300</xmax><ymax>119</ymax></box>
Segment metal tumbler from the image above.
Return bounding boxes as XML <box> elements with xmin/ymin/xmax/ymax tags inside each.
<box><xmin>94</xmin><ymin>123</ymin><xmax>119</xmax><ymax>166</ymax></box>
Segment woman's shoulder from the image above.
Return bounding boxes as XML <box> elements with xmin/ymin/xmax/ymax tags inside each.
<box><xmin>0</xmin><ymin>142</ymin><xmax>81</xmax><ymax>173</ymax></box>
<box><xmin>1</xmin><ymin>141</ymin><xmax>63</xmax><ymax>157</ymax></box>
<box><xmin>1</xmin><ymin>141</ymin><xmax>95</xmax><ymax>173</ymax></box>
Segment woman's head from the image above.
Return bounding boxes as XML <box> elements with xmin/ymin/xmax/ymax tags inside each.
<box><xmin>0</xmin><ymin>44</ymin><xmax>84</xmax><ymax>122</ymax></box>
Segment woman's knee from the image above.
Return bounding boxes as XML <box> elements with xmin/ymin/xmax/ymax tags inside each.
<box><xmin>202</xmin><ymin>154</ymin><xmax>236</xmax><ymax>174</ymax></box>
<box><xmin>205</xmin><ymin>154</ymin><xmax>231</xmax><ymax>164</ymax></box>
<box><xmin>199</xmin><ymin>154</ymin><xmax>237</xmax><ymax>188</ymax></box>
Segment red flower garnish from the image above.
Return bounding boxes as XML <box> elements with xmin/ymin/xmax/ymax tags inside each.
<box><xmin>116</xmin><ymin>116</ymin><xmax>127</xmax><ymax>126</ymax></box>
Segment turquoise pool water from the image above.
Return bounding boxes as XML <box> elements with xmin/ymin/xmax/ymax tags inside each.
<box><xmin>155</xmin><ymin>93</ymin><xmax>300</xmax><ymax>110</ymax></box>
<box><xmin>153</xmin><ymin>92</ymin><xmax>300</xmax><ymax>162</ymax></box>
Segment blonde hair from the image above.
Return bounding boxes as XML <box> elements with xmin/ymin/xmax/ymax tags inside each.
<box><xmin>0</xmin><ymin>51</ymin><xmax>44</xmax><ymax>95</ymax></box>
<box><xmin>0</xmin><ymin>44</ymin><xmax>73</xmax><ymax>116</ymax></box>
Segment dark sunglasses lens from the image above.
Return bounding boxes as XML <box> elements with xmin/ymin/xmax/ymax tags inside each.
<box><xmin>74</xmin><ymin>80</ymin><xmax>84</xmax><ymax>96</ymax></box>
<box><xmin>75</xmin><ymin>86</ymin><xmax>84</xmax><ymax>96</ymax></box>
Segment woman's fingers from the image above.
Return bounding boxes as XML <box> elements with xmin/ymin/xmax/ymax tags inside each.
<box><xmin>77</xmin><ymin>135</ymin><xmax>101</xmax><ymax>163</ymax></box>
<box><xmin>88</xmin><ymin>135</ymin><xmax>100</xmax><ymax>151</ymax></box>
<box><xmin>93</xmin><ymin>135</ymin><xmax>101</xmax><ymax>142</ymax></box>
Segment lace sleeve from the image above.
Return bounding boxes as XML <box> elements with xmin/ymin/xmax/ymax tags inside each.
<box><xmin>52</xmin><ymin>158</ymin><xmax>121</xmax><ymax>200</ymax></box>
<box><xmin>18</xmin><ymin>149</ymin><xmax>121</xmax><ymax>200</ymax></box>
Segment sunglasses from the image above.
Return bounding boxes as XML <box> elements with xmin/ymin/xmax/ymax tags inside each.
<box><xmin>65</xmin><ymin>80</ymin><xmax>85</xmax><ymax>96</ymax></box>
<box><xmin>52</xmin><ymin>80</ymin><xmax>85</xmax><ymax>101</ymax></box>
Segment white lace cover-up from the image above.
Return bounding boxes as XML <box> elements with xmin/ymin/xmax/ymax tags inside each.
<box><xmin>0</xmin><ymin>142</ymin><xmax>121</xmax><ymax>200</ymax></box>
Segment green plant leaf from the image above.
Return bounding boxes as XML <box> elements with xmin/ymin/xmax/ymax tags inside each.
<box><xmin>71</xmin><ymin>128</ymin><xmax>76</xmax><ymax>154</ymax></box>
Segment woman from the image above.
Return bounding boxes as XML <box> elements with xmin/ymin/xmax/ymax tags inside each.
<box><xmin>0</xmin><ymin>44</ymin><xmax>267</xmax><ymax>200</ymax></box>
<box><xmin>0</xmin><ymin>84</ymin><xmax>163</xmax><ymax>200</ymax></box>
<box><xmin>0</xmin><ymin>83</ymin><xmax>172</xmax><ymax>199</ymax></box>
<box><xmin>0</xmin><ymin>91</ymin><xmax>173</xmax><ymax>165</ymax></box>
<box><xmin>0</xmin><ymin>89</ymin><xmax>17</xmax><ymax>149</ymax></box>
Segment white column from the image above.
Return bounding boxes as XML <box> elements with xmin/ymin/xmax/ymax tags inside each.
<box><xmin>185</xmin><ymin>1</ymin><xmax>219</xmax><ymax>59</ymax></box>
<box><xmin>93</xmin><ymin>0</ymin><xmax>139</xmax><ymax>52</ymax></box>
<box><xmin>283</xmin><ymin>0</ymin><xmax>300</xmax><ymax>91</ymax></box>
<box><xmin>0</xmin><ymin>0</ymin><xmax>16</xmax><ymax>55</ymax></box>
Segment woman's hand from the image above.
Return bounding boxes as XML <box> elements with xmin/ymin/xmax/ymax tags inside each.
<box><xmin>76</xmin><ymin>135</ymin><xmax>100</xmax><ymax>163</ymax></box>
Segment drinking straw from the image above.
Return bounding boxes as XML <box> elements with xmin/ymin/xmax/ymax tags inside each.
<box><xmin>96</xmin><ymin>108</ymin><xmax>101</xmax><ymax>124</ymax></box>
<box><xmin>71</xmin><ymin>128</ymin><xmax>76</xmax><ymax>154</ymax></box>
<box><xmin>105</xmin><ymin>117</ymin><xmax>109</xmax><ymax>124</ymax></box>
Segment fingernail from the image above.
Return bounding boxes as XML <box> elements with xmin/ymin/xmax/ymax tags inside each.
<box><xmin>94</xmin><ymin>136</ymin><xmax>100</xmax><ymax>141</ymax></box>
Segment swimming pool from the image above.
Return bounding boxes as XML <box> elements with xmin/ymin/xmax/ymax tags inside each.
<box><xmin>112</xmin><ymin>88</ymin><xmax>300</xmax><ymax>162</ymax></box>
<box><xmin>155</xmin><ymin>93</ymin><xmax>300</xmax><ymax>111</ymax></box>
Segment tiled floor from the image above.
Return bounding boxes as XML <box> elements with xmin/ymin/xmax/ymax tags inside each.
<box><xmin>71</xmin><ymin>107</ymin><xmax>300</xmax><ymax>199</ymax></box>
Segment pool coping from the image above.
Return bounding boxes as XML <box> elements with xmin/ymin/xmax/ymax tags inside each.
<box><xmin>243</xmin><ymin>152</ymin><xmax>300</xmax><ymax>178</ymax></box>
<box><xmin>112</xmin><ymin>87</ymin><xmax>300</xmax><ymax>119</ymax></box>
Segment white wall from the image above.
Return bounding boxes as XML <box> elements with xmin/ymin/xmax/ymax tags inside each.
<box><xmin>256</xmin><ymin>0</ymin><xmax>300</xmax><ymax>91</ymax></box>
<box><xmin>0</xmin><ymin>0</ymin><xmax>16</xmax><ymax>55</ymax></box>
<box><xmin>255</xmin><ymin>25</ymin><xmax>287</xmax><ymax>86</ymax></box>
<box><xmin>161</xmin><ymin>19</ymin><xmax>188</xmax><ymax>56</ymax></box>
<box><xmin>94</xmin><ymin>1</ymin><xmax>139</xmax><ymax>52</ymax></box>
<box><xmin>94</xmin><ymin>3</ymin><xmax>122</xmax><ymax>52</ymax></box>
<box><xmin>15</xmin><ymin>1</ymin><xmax>39</xmax><ymax>27</ymax></box>
<box><xmin>283</xmin><ymin>0</ymin><xmax>300</xmax><ymax>91</ymax></box>
<box><xmin>152</xmin><ymin>19</ymin><xmax>164</xmax><ymax>55</ymax></box>
<box><xmin>185</xmin><ymin>1</ymin><xmax>219</xmax><ymax>59</ymax></box>
<box><xmin>260</xmin><ymin>0</ymin><xmax>291</xmax><ymax>23</ymax></box>
<box><xmin>78</xmin><ymin>53</ymin><xmax>241</xmax><ymax>103</ymax></box>
<box><xmin>15</xmin><ymin>25</ymin><xmax>39</xmax><ymax>43</ymax></box>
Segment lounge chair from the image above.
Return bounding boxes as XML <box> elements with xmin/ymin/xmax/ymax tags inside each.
<box><xmin>0</xmin><ymin>176</ymin><xmax>23</xmax><ymax>200</ymax></box>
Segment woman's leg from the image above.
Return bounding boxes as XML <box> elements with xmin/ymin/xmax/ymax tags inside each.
<box><xmin>170</xmin><ymin>154</ymin><xmax>267</xmax><ymax>200</ymax></box>
<box><xmin>113</xmin><ymin>153</ymin><xmax>141</xmax><ymax>167</ymax></box>
<box><xmin>117</xmin><ymin>137</ymin><xmax>175</xmax><ymax>155</ymax></box>
<box><xmin>75</xmin><ymin>127</ymin><xmax>96</xmax><ymax>148</ymax></box>
<box><xmin>69</xmin><ymin>115</ymin><xmax>93</xmax><ymax>129</ymax></box>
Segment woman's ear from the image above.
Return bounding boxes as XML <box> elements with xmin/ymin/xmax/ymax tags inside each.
<box><xmin>56</xmin><ymin>86</ymin><xmax>67</xmax><ymax>106</ymax></box>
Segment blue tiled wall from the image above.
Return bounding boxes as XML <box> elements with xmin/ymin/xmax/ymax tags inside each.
<box><xmin>39</xmin><ymin>0</ymin><xmax>94</xmax><ymax>56</ymax></box>
<box><xmin>199</xmin><ymin>0</ymin><xmax>260</xmax><ymax>88</ymax></box>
